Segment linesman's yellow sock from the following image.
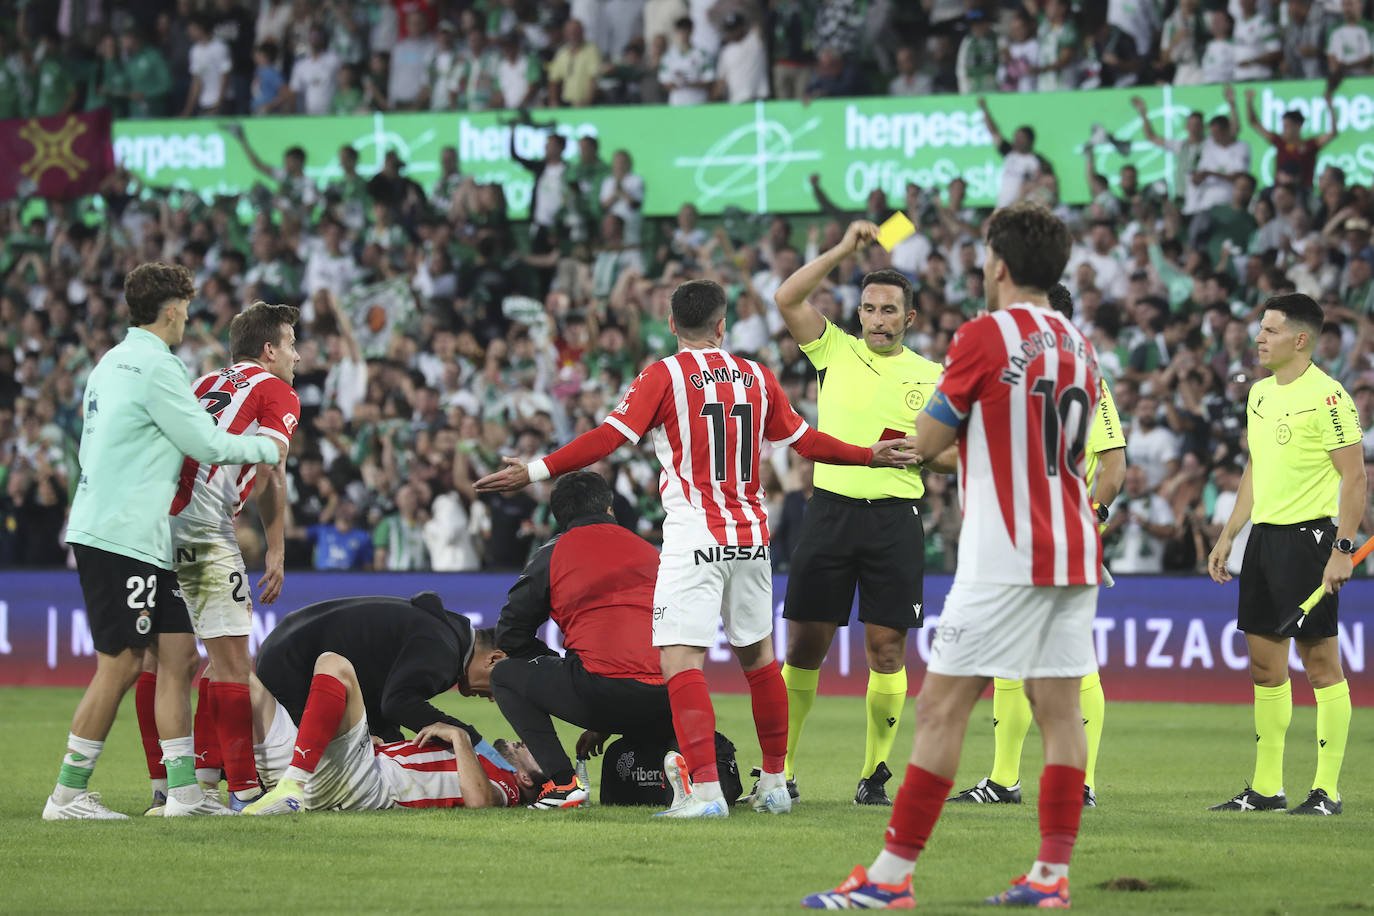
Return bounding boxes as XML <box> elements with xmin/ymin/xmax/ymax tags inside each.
<box><xmin>1312</xmin><ymin>680</ymin><xmax>1351</xmax><ymax>798</ymax></box>
<box><xmin>781</xmin><ymin>664</ymin><xmax>819</xmax><ymax>781</ymax></box>
<box><xmin>990</xmin><ymin>678</ymin><xmax>1032</xmax><ymax>787</ymax></box>
<box><xmin>862</xmin><ymin>668</ymin><xmax>907</xmax><ymax>779</ymax></box>
<box><xmin>1251</xmin><ymin>681</ymin><xmax>1292</xmax><ymax>798</ymax></box>
<box><xmin>1081</xmin><ymin>671</ymin><xmax>1105</xmax><ymax>791</ymax></box>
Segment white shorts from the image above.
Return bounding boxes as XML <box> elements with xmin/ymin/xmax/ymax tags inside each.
<box><xmin>926</xmin><ymin>581</ymin><xmax>1098</xmax><ymax>680</ymax></box>
<box><xmin>171</xmin><ymin>519</ymin><xmax>252</xmax><ymax>640</ymax></box>
<box><xmin>254</xmin><ymin>701</ymin><xmax>390</xmax><ymax>811</ymax></box>
<box><xmin>652</xmin><ymin>547</ymin><xmax>773</xmax><ymax>649</ymax></box>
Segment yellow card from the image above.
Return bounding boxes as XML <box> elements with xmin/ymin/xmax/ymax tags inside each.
<box><xmin>876</xmin><ymin>212</ymin><xmax>916</xmax><ymax>251</ymax></box>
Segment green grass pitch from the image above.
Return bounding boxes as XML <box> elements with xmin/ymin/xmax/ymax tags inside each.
<box><xmin>3</xmin><ymin>687</ymin><xmax>1370</xmax><ymax>913</ymax></box>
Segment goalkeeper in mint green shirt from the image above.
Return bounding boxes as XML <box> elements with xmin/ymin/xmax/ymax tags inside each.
<box><xmin>44</xmin><ymin>262</ymin><xmax>282</xmax><ymax>822</ymax></box>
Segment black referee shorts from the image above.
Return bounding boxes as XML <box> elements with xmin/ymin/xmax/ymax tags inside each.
<box><xmin>783</xmin><ymin>489</ymin><xmax>924</xmax><ymax>631</ymax></box>
<box><xmin>1238</xmin><ymin>519</ymin><xmax>1339</xmax><ymax>639</ymax></box>
<box><xmin>73</xmin><ymin>544</ymin><xmax>193</xmax><ymax>656</ymax></box>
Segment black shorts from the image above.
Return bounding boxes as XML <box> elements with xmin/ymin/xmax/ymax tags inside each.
<box><xmin>1238</xmin><ymin>519</ymin><xmax>1339</xmax><ymax>639</ymax></box>
<box><xmin>73</xmin><ymin>544</ymin><xmax>194</xmax><ymax>655</ymax></box>
<box><xmin>783</xmin><ymin>489</ymin><xmax>924</xmax><ymax>631</ymax></box>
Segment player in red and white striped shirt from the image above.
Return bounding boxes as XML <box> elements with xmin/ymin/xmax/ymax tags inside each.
<box><xmin>476</xmin><ymin>279</ymin><xmax>914</xmax><ymax>818</ymax></box>
<box><xmin>803</xmin><ymin>203</ymin><xmax>1100</xmax><ymax>909</ymax></box>
<box><xmin>244</xmin><ymin>654</ymin><xmax>539</xmax><ymax>813</ymax></box>
<box><xmin>136</xmin><ymin>303</ymin><xmax>300</xmax><ymax>815</ymax></box>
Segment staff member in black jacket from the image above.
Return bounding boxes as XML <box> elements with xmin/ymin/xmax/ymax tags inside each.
<box><xmin>467</xmin><ymin>472</ymin><xmax>673</xmax><ymax>810</ymax></box>
<box><xmin>254</xmin><ymin>590</ymin><xmax>513</xmax><ymax>771</ymax></box>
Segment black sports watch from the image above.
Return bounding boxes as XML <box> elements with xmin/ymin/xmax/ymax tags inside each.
<box><xmin>1334</xmin><ymin>537</ymin><xmax>1356</xmax><ymax>555</ymax></box>
<box><xmin>1095</xmin><ymin>503</ymin><xmax>1110</xmax><ymax>524</ymax></box>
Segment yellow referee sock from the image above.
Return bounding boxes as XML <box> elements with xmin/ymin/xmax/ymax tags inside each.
<box><xmin>1081</xmin><ymin>671</ymin><xmax>1105</xmax><ymax>791</ymax></box>
<box><xmin>1312</xmin><ymin>680</ymin><xmax>1351</xmax><ymax>798</ymax></box>
<box><xmin>862</xmin><ymin>668</ymin><xmax>907</xmax><ymax>779</ymax></box>
<box><xmin>781</xmin><ymin>664</ymin><xmax>820</xmax><ymax>781</ymax></box>
<box><xmin>990</xmin><ymin>678</ymin><xmax>1033</xmax><ymax>787</ymax></box>
<box><xmin>1252</xmin><ymin>681</ymin><xmax>1292</xmax><ymax>798</ymax></box>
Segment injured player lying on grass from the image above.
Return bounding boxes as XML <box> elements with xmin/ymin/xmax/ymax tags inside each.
<box><xmin>243</xmin><ymin>651</ymin><xmax>545</xmax><ymax>813</ymax></box>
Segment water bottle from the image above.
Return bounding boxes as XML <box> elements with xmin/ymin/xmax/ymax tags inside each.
<box><xmin>576</xmin><ymin>756</ymin><xmax>592</xmax><ymax>806</ymax></box>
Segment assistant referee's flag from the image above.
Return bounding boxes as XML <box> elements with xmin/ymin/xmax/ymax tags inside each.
<box><xmin>0</xmin><ymin>109</ymin><xmax>115</xmax><ymax>201</ymax></box>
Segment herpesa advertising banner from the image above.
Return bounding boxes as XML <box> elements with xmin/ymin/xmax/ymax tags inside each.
<box><xmin>109</xmin><ymin>78</ymin><xmax>1374</xmax><ymax>219</ymax></box>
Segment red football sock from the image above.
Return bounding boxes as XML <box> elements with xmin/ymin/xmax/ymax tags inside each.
<box><xmin>1037</xmin><ymin>764</ymin><xmax>1085</xmax><ymax>865</ymax></box>
<box><xmin>289</xmin><ymin>674</ymin><xmax>349</xmax><ymax>774</ymax></box>
<box><xmin>744</xmin><ymin>661</ymin><xmax>788</xmax><ymax>774</ymax></box>
<box><xmin>210</xmin><ymin>681</ymin><xmax>260</xmax><ymax>794</ymax></box>
<box><xmin>193</xmin><ymin>676</ymin><xmax>223</xmax><ymax>775</ymax></box>
<box><xmin>667</xmin><ymin>669</ymin><xmax>718</xmax><ymax>784</ymax></box>
<box><xmin>135</xmin><ymin>672</ymin><xmax>166</xmax><ymax>779</ymax></box>
<box><xmin>884</xmin><ymin>764</ymin><xmax>954</xmax><ymax>861</ymax></box>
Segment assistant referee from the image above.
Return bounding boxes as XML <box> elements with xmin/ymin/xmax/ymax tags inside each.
<box><xmin>771</xmin><ymin>221</ymin><xmax>947</xmax><ymax>805</ymax></box>
<box><xmin>1208</xmin><ymin>292</ymin><xmax>1365</xmax><ymax>816</ymax></box>
<box><xmin>44</xmin><ymin>263</ymin><xmax>282</xmax><ymax>821</ymax></box>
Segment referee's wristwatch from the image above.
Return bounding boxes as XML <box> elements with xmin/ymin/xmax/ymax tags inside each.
<box><xmin>1334</xmin><ymin>537</ymin><xmax>1356</xmax><ymax>555</ymax></box>
<box><xmin>1094</xmin><ymin>502</ymin><xmax>1110</xmax><ymax>525</ymax></box>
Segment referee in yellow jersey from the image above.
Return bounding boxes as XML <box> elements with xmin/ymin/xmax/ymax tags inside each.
<box><xmin>768</xmin><ymin>220</ymin><xmax>947</xmax><ymax>805</ymax></box>
<box><xmin>1208</xmin><ymin>293</ymin><xmax>1365</xmax><ymax>816</ymax></box>
<box><xmin>947</xmin><ymin>283</ymin><xmax>1126</xmax><ymax>809</ymax></box>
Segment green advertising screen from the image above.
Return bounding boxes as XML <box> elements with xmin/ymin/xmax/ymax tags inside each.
<box><xmin>110</xmin><ymin>78</ymin><xmax>1374</xmax><ymax>220</ymax></box>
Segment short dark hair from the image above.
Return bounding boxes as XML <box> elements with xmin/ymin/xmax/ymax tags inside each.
<box><xmin>1048</xmin><ymin>283</ymin><xmax>1073</xmax><ymax>318</ymax></box>
<box><xmin>473</xmin><ymin>626</ymin><xmax>497</xmax><ymax>655</ymax></box>
<box><xmin>1263</xmin><ymin>292</ymin><xmax>1323</xmax><ymax>339</ymax></box>
<box><xmin>549</xmin><ymin>470</ymin><xmax>613</xmax><ymax>528</ymax></box>
<box><xmin>986</xmin><ymin>202</ymin><xmax>1072</xmax><ymax>293</ymax></box>
<box><xmin>861</xmin><ymin>269</ymin><xmax>915</xmax><ymax>310</ymax></box>
<box><xmin>229</xmin><ymin>301</ymin><xmax>300</xmax><ymax>362</ymax></box>
<box><xmin>125</xmin><ymin>262</ymin><xmax>195</xmax><ymax>325</ymax></box>
<box><xmin>285</xmin><ymin>146</ymin><xmax>306</xmax><ymax>161</ymax></box>
<box><xmin>670</xmin><ymin>279</ymin><xmax>726</xmax><ymax>335</ymax></box>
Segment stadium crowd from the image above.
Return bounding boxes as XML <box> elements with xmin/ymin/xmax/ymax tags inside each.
<box><xmin>3</xmin><ymin>4</ymin><xmax>1374</xmax><ymax>577</ymax></box>
<box><xmin>6</xmin><ymin>0</ymin><xmax>1374</xmax><ymax>122</ymax></box>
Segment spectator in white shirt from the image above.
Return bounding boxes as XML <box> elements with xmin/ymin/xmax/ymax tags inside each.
<box><xmin>496</xmin><ymin>31</ymin><xmax>541</xmax><ymax>109</ymax></box>
<box><xmin>659</xmin><ymin>16</ymin><xmax>715</xmax><ymax>106</ymax></box>
<box><xmin>1193</xmin><ymin>110</ymin><xmax>1251</xmax><ymax>212</ymax></box>
<box><xmin>889</xmin><ymin>45</ymin><xmax>930</xmax><ymax>95</ymax></box>
<box><xmin>287</xmin><ymin>27</ymin><xmax>341</xmax><ymax>115</ymax></box>
<box><xmin>1126</xmin><ymin>395</ymin><xmax>1181</xmax><ymax>488</ymax></box>
<box><xmin>1232</xmin><ymin>0</ymin><xmax>1281</xmax><ymax>80</ymax></box>
<box><xmin>389</xmin><ymin>10</ymin><xmax>436</xmax><ymax>109</ymax></box>
<box><xmin>714</xmin><ymin>12</ymin><xmax>768</xmax><ymax>102</ymax></box>
<box><xmin>1106</xmin><ymin>465</ymin><xmax>1177</xmax><ymax>573</ymax></box>
<box><xmin>304</xmin><ymin>218</ymin><xmax>361</xmax><ymax>301</ymax></box>
<box><xmin>184</xmin><ymin>16</ymin><xmax>232</xmax><ymax>115</ymax></box>
<box><xmin>1327</xmin><ymin>0</ymin><xmax>1374</xmax><ymax>76</ymax></box>
<box><xmin>1200</xmin><ymin>9</ymin><xmax>1238</xmax><ymax>83</ymax></box>
<box><xmin>599</xmin><ymin>150</ymin><xmax>647</xmax><ymax>244</ymax></box>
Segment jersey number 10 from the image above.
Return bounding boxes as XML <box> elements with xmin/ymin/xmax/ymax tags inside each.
<box><xmin>1031</xmin><ymin>378</ymin><xmax>1091</xmax><ymax>477</ymax></box>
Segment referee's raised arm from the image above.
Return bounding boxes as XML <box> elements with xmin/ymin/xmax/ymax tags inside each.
<box><xmin>773</xmin><ymin>220</ymin><xmax>879</xmax><ymax>345</ymax></box>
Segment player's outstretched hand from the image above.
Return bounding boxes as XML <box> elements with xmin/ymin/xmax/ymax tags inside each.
<box><xmin>843</xmin><ymin>220</ymin><xmax>880</xmax><ymax>253</ymax></box>
<box><xmin>1207</xmin><ymin>536</ymin><xmax>1233</xmax><ymax>584</ymax></box>
<box><xmin>576</xmin><ymin>729</ymin><xmax>609</xmax><ymax>759</ymax></box>
<box><xmin>869</xmin><ymin>438</ymin><xmax>918</xmax><ymax>468</ymax></box>
<box><xmin>474</xmin><ymin>457</ymin><xmax>533</xmax><ymax>493</ymax></box>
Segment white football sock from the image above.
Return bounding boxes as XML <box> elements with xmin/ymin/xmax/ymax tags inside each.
<box><xmin>868</xmin><ymin>850</ymin><xmax>916</xmax><ymax>885</ymax></box>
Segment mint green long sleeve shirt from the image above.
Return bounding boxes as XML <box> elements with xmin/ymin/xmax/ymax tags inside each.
<box><xmin>66</xmin><ymin>328</ymin><xmax>280</xmax><ymax>568</ymax></box>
